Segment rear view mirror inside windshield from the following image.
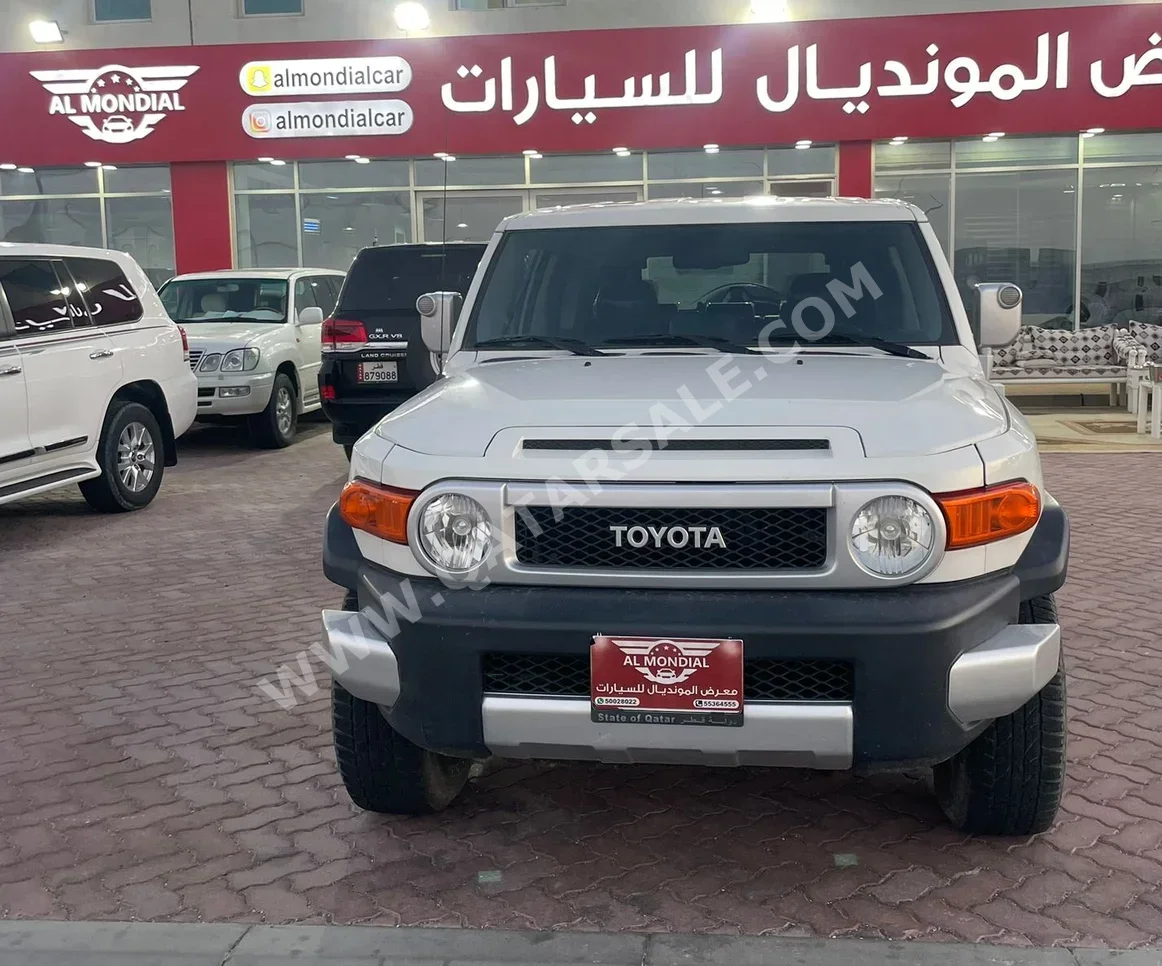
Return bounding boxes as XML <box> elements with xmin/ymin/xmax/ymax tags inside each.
<box><xmin>671</xmin><ymin>248</ymin><xmax>752</xmax><ymax>271</ymax></box>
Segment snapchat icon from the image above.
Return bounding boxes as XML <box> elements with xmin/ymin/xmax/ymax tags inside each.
<box><xmin>245</xmin><ymin>65</ymin><xmax>272</xmax><ymax>93</ymax></box>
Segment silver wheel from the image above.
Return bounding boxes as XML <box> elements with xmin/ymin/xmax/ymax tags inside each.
<box><xmin>115</xmin><ymin>421</ymin><xmax>156</xmax><ymax>494</ymax></box>
<box><xmin>275</xmin><ymin>386</ymin><xmax>294</xmax><ymax>439</ymax></box>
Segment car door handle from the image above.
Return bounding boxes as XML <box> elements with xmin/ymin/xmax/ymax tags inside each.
<box><xmin>89</xmin><ymin>349</ymin><xmax>114</xmax><ymax>360</ymax></box>
<box><xmin>0</xmin><ymin>365</ymin><xmax>21</xmax><ymax>376</ymax></box>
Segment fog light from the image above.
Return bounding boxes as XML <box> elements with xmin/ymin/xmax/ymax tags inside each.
<box><xmin>850</xmin><ymin>496</ymin><xmax>936</xmax><ymax>576</ymax></box>
<box><xmin>219</xmin><ymin>386</ymin><xmax>252</xmax><ymax>398</ymax></box>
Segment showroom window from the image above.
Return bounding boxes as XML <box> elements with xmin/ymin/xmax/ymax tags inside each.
<box><xmin>94</xmin><ymin>0</ymin><xmax>151</xmax><ymax>21</ymax></box>
<box><xmin>872</xmin><ymin>133</ymin><xmax>1162</xmax><ymax>331</ymax></box>
<box><xmin>231</xmin><ymin>146</ymin><xmax>837</xmax><ymax>270</ymax></box>
<box><xmin>241</xmin><ymin>0</ymin><xmax>302</xmax><ymax>14</ymax></box>
<box><xmin>0</xmin><ymin>165</ymin><xmax>174</xmax><ymax>287</ymax></box>
<box><xmin>453</xmin><ymin>0</ymin><xmax>565</xmax><ymax>9</ymax></box>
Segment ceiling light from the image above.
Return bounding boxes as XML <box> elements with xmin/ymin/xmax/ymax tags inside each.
<box><xmin>750</xmin><ymin>0</ymin><xmax>789</xmax><ymax>22</ymax></box>
<box><xmin>433</xmin><ymin>152</ymin><xmax>448</xmax><ymax>159</ymax></box>
<box><xmin>354</xmin><ymin>157</ymin><xmax>370</xmax><ymax>164</ymax></box>
<box><xmin>101</xmin><ymin>164</ymin><xmax>117</xmax><ymax>171</ymax></box>
<box><xmin>345</xmin><ymin>154</ymin><xmax>361</xmax><ymax>160</ymax></box>
<box><xmin>457</xmin><ymin>223</ymin><xmax>468</xmax><ymax>228</ymax></box>
<box><xmin>269</xmin><ymin>159</ymin><xmax>287</xmax><ymax>166</ymax></box>
<box><xmin>1086</xmin><ymin>127</ymin><xmax>1105</xmax><ymax>135</ymax></box>
<box><xmin>29</xmin><ymin>20</ymin><xmax>63</xmax><ymax>44</ymax></box>
<box><xmin>987</xmin><ymin>132</ymin><xmax>1006</xmax><ymax>138</ymax></box>
<box><xmin>84</xmin><ymin>161</ymin><xmax>102</xmax><ymax>168</ymax></box>
<box><xmin>704</xmin><ymin>143</ymin><xmax>720</xmax><ymax>154</ymax></box>
<box><xmin>0</xmin><ymin>164</ymin><xmax>16</xmax><ymax>171</ymax></box>
<box><xmin>1081</xmin><ymin>132</ymin><xmax>1096</xmax><ymax>139</ymax></box>
<box><xmin>527</xmin><ymin>152</ymin><xmax>543</xmax><ymax>160</ymax></box>
<box><xmin>891</xmin><ymin>136</ymin><xmax>908</xmax><ymax>143</ymax></box>
<box><xmin>983</xmin><ymin>136</ymin><xmax>1000</xmax><ymax>143</ymax></box>
<box><xmin>522</xmin><ymin>149</ymin><xmax>539</xmax><ymax>156</ymax></box>
<box><xmin>17</xmin><ymin>167</ymin><xmax>35</xmax><ymax>174</ymax></box>
<box><xmin>393</xmin><ymin>1</ymin><xmax>430</xmax><ymax>32</ymax></box>
<box><xmin>442</xmin><ymin>155</ymin><xmax>456</xmax><ymax>162</ymax></box>
<box><xmin>258</xmin><ymin>156</ymin><xmax>274</xmax><ymax>162</ymax></box>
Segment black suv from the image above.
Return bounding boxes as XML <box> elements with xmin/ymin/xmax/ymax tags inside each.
<box><xmin>319</xmin><ymin>242</ymin><xmax>486</xmax><ymax>455</ymax></box>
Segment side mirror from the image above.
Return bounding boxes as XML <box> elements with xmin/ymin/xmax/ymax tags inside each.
<box><xmin>417</xmin><ymin>291</ymin><xmax>462</xmax><ymax>355</ymax></box>
<box><xmin>297</xmin><ymin>306</ymin><xmax>325</xmax><ymax>326</ymax></box>
<box><xmin>975</xmin><ymin>282</ymin><xmax>1022</xmax><ymax>348</ymax></box>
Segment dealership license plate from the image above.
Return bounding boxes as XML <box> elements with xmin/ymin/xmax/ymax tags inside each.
<box><xmin>590</xmin><ymin>635</ymin><xmax>744</xmax><ymax>727</ymax></box>
<box><xmin>357</xmin><ymin>361</ymin><xmax>399</xmax><ymax>383</ymax></box>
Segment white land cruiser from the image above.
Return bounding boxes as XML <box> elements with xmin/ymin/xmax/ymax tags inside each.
<box><xmin>0</xmin><ymin>245</ymin><xmax>196</xmax><ymax>512</ymax></box>
<box><xmin>159</xmin><ymin>269</ymin><xmax>344</xmax><ymax>447</ymax></box>
<box><xmin>321</xmin><ymin>198</ymin><xmax>1069</xmax><ymax>836</ymax></box>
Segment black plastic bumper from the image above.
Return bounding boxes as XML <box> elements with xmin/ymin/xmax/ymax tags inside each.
<box><xmin>321</xmin><ymin>504</ymin><xmax>1069</xmax><ymax>771</ymax></box>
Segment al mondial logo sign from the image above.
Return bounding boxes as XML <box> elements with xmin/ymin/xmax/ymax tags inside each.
<box><xmin>238</xmin><ymin>56</ymin><xmax>414</xmax><ymax>140</ymax></box>
<box><xmin>31</xmin><ymin>64</ymin><xmax>198</xmax><ymax>144</ymax></box>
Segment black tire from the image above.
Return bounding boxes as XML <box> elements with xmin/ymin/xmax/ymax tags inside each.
<box><xmin>249</xmin><ymin>372</ymin><xmax>298</xmax><ymax>448</ymax></box>
<box><xmin>79</xmin><ymin>401</ymin><xmax>164</xmax><ymax>513</ymax></box>
<box><xmin>934</xmin><ymin>594</ymin><xmax>1066</xmax><ymax>836</ymax></box>
<box><xmin>332</xmin><ymin>681</ymin><xmax>471</xmax><ymax>815</ymax></box>
<box><xmin>343</xmin><ymin>444</ymin><xmax>353</xmax><ymax>461</ymax></box>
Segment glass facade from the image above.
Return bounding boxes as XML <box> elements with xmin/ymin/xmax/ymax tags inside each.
<box><xmin>0</xmin><ymin>165</ymin><xmax>174</xmax><ymax>288</ymax></box>
<box><xmin>231</xmin><ymin>147</ymin><xmax>837</xmax><ymax>270</ymax></box>
<box><xmin>874</xmin><ymin>132</ymin><xmax>1162</xmax><ymax>331</ymax></box>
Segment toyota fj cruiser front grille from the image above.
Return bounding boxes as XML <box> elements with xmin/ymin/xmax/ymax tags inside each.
<box><xmin>513</xmin><ymin>506</ymin><xmax>828</xmax><ymax>571</ymax></box>
<box><xmin>482</xmin><ymin>654</ymin><xmax>853</xmax><ymax>702</ymax></box>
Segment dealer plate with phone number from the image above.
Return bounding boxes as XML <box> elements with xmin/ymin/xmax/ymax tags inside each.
<box><xmin>590</xmin><ymin>634</ymin><xmax>744</xmax><ymax>727</ymax></box>
<box><xmin>357</xmin><ymin>361</ymin><xmax>399</xmax><ymax>383</ymax></box>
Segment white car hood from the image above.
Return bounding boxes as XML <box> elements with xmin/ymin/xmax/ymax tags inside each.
<box><xmin>183</xmin><ymin>322</ymin><xmax>282</xmax><ymax>352</ymax></box>
<box><xmin>375</xmin><ymin>352</ymin><xmax>1007</xmax><ymax>459</ymax></box>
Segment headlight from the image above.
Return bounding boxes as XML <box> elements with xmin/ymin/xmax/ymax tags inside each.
<box><xmin>418</xmin><ymin>494</ymin><xmax>493</xmax><ymax>573</ymax></box>
<box><xmin>198</xmin><ymin>353</ymin><xmax>221</xmax><ymax>372</ymax></box>
<box><xmin>221</xmin><ymin>348</ymin><xmax>260</xmax><ymax>372</ymax></box>
<box><xmin>850</xmin><ymin>496</ymin><xmax>936</xmax><ymax>577</ymax></box>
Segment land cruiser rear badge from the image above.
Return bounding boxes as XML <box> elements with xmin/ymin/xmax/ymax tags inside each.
<box><xmin>31</xmin><ymin>64</ymin><xmax>199</xmax><ymax>144</ymax></box>
<box><xmin>611</xmin><ymin>638</ymin><xmax>719</xmax><ymax>685</ymax></box>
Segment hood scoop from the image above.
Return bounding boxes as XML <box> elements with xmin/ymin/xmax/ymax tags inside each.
<box><xmin>521</xmin><ymin>438</ymin><xmax>831</xmax><ymax>453</ymax></box>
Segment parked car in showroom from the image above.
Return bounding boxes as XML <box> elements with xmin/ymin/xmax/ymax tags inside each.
<box><xmin>319</xmin><ymin>243</ymin><xmax>486</xmax><ymax>458</ymax></box>
<box><xmin>322</xmin><ymin>197</ymin><xmax>1069</xmax><ymax>836</ymax></box>
<box><xmin>0</xmin><ymin>244</ymin><xmax>196</xmax><ymax>511</ymax></box>
<box><xmin>159</xmin><ymin>268</ymin><xmax>344</xmax><ymax>447</ymax></box>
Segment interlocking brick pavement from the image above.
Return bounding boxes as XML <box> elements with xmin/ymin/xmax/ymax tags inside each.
<box><xmin>0</xmin><ymin>423</ymin><xmax>1160</xmax><ymax>947</ymax></box>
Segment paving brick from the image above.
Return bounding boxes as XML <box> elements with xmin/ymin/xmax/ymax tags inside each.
<box><xmin>1</xmin><ymin>440</ymin><xmax>1160</xmax><ymax>944</ymax></box>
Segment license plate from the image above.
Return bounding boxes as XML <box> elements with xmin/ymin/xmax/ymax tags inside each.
<box><xmin>357</xmin><ymin>361</ymin><xmax>399</xmax><ymax>383</ymax></box>
<box><xmin>590</xmin><ymin>635</ymin><xmax>744</xmax><ymax>727</ymax></box>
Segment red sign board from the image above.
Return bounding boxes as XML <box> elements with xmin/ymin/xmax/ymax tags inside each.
<box><xmin>1</xmin><ymin>4</ymin><xmax>1161</xmax><ymax>167</ymax></box>
<box><xmin>591</xmin><ymin>635</ymin><xmax>744</xmax><ymax>727</ymax></box>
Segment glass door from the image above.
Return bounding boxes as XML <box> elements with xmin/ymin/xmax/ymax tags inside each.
<box><xmin>418</xmin><ymin>191</ymin><xmax>527</xmax><ymax>243</ymax></box>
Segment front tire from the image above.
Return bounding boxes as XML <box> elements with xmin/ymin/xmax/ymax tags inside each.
<box><xmin>249</xmin><ymin>372</ymin><xmax>297</xmax><ymax>448</ymax></box>
<box><xmin>332</xmin><ymin>682</ymin><xmax>471</xmax><ymax>815</ymax></box>
<box><xmin>80</xmin><ymin>401</ymin><xmax>164</xmax><ymax>513</ymax></box>
<box><xmin>934</xmin><ymin>594</ymin><xmax>1066</xmax><ymax>836</ymax></box>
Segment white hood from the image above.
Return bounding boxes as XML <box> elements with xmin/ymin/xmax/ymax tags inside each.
<box><xmin>183</xmin><ymin>321</ymin><xmax>282</xmax><ymax>353</ymax></box>
<box><xmin>375</xmin><ymin>352</ymin><xmax>1007</xmax><ymax>460</ymax></box>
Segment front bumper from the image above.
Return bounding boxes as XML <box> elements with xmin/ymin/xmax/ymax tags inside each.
<box><xmin>320</xmin><ymin>506</ymin><xmax>1068</xmax><ymax>773</ymax></box>
<box><xmin>195</xmin><ymin>371</ymin><xmax>274</xmax><ymax>416</ymax></box>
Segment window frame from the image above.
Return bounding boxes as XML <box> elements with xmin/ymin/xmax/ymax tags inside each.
<box><xmin>239</xmin><ymin>0</ymin><xmax>304</xmax><ymax>16</ymax></box>
<box><xmin>93</xmin><ymin>0</ymin><xmax>152</xmax><ymax>23</ymax></box>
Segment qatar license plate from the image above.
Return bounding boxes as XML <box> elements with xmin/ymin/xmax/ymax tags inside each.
<box><xmin>590</xmin><ymin>635</ymin><xmax>744</xmax><ymax>727</ymax></box>
<box><xmin>357</xmin><ymin>361</ymin><xmax>399</xmax><ymax>383</ymax></box>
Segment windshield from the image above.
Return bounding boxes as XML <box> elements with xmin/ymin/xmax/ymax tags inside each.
<box><xmin>159</xmin><ymin>278</ymin><xmax>289</xmax><ymax>323</ymax></box>
<box><xmin>465</xmin><ymin>222</ymin><xmax>955</xmax><ymax>350</ymax></box>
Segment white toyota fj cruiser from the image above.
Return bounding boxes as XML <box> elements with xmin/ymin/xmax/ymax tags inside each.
<box><xmin>321</xmin><ymin>198</ymin><xmax>1069</xmax><ymax>836</ymax></box>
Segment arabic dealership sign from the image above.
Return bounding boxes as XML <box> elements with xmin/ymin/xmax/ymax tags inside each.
<box><xmin>6</xmin><ymin>4</ymin><xmax>1162</xmax><ymax>164</ymax></box>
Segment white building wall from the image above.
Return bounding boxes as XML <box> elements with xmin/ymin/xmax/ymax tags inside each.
<box><xmin>2</xmin><ymin>0</ymin><xmax>1159</xmax><ymax>53</ymax></box>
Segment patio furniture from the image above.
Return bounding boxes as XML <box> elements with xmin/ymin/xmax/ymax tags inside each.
<box><xmin>1125</xmin><ymin>322</ymin><xmax>1162</xmax><ymax>415</ymax></box>
<box><xmin>985</xmin><ymin>325</ymin><xmax>1147</xmax><ymax>406</ymax></box>
<box><xmin>1134</xmin><ymin>364</ymin><xmax>1162</xmax><ymax>439</ymax></box>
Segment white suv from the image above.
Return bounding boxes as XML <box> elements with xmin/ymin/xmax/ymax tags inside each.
<box><xmin>0</xmin><ymin>244</ymin><xmax>196</xmax><ymax>511</ymax></box>
<box><xmin>159</xmin><ymin>269</ymin><xmax>344</xmax><ymax>448</ymax></box>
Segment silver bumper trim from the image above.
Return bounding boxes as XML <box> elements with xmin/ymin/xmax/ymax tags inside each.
<box><xmin>481</xmin><ymin>697</ymin><xmax>853</xmax><ymax>769</ymax></box>
<box><xmin>321</xmin><ymin>608</ymin><xmax>401</xmax><ymax>709</ymax></box>
<box><xmin>947</xmin><ymin>623</ymin><xmax>1061</xmax><ymax>724</ymax></box>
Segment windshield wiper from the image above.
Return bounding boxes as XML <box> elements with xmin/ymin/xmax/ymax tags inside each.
<box><xmin>603</xmin><ymin>333</ymin><xmax>760</xmax><ymax>355</ymax></box>
<box><xmin>810</xmin><ymin>333</ymin><xmax>931</xmax><ymax>360</ymax></box>
<box><xmin>473</xmin><ymin>335</ymin><xmax>607</xmax><ymax>357</ymax></box>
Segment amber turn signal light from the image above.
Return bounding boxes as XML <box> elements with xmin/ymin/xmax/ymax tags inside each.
<box><xmin>338</xmin><ymin>479</ymin><xmax>418</xmax><ymax>545</ymax></box>
<box><xmin>936</xmin><ymin>481</ymin><xmax>1041</xmax><ymax>550</ymax></box>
